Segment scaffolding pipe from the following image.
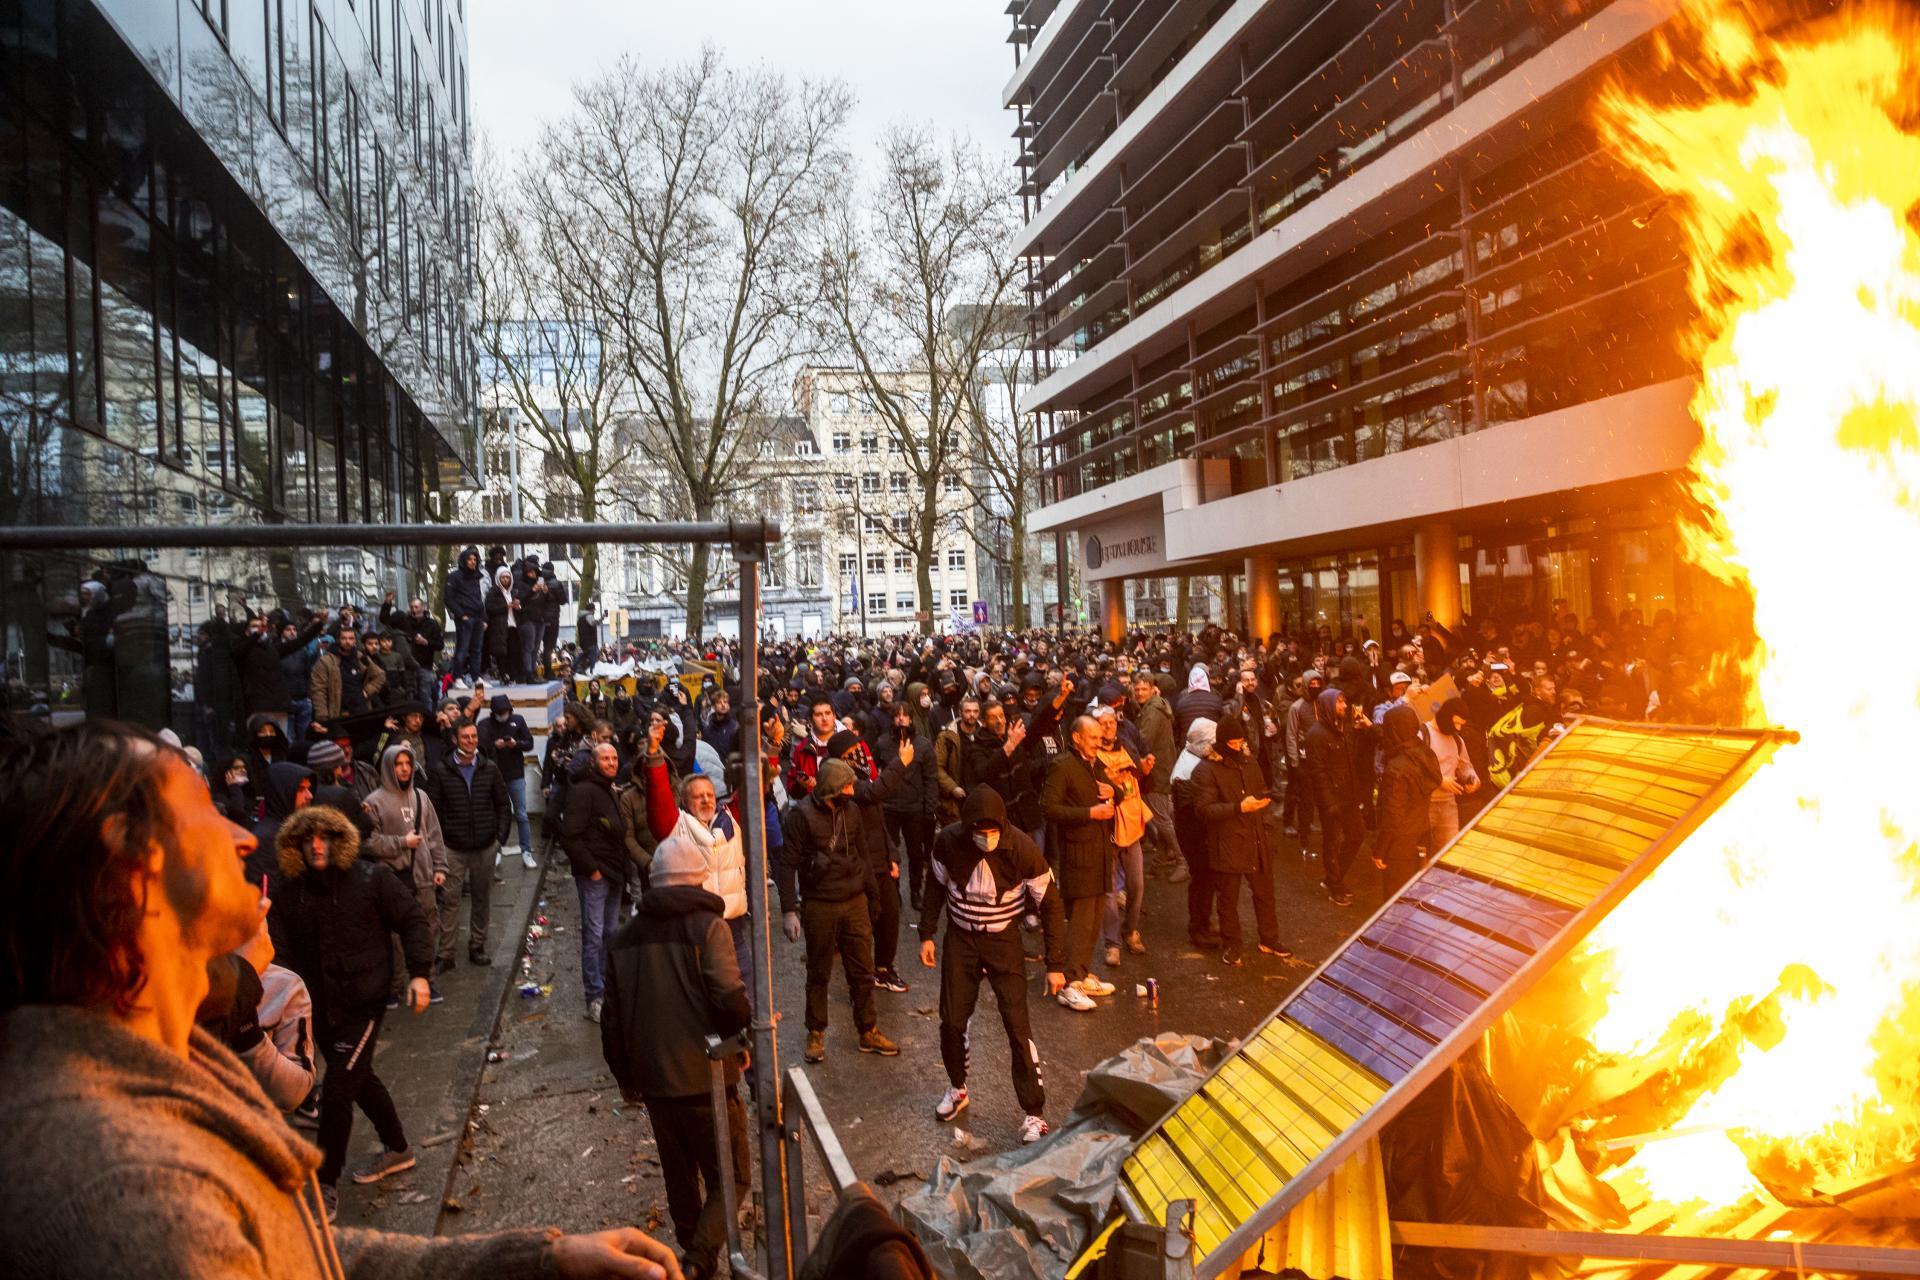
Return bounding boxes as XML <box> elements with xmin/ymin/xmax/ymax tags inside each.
<box><xmin>0</xmin><ymin>520</ymin><xmax>780</xmax><ymax>552</ymax></box>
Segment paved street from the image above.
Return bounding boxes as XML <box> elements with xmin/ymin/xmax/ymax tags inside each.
<box><xmin>338</xmin><ymin>820</ymin><xmax>1375</xmax><ymax>1248</ymax></box>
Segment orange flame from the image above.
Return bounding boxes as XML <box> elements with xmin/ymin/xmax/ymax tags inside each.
<box><xmin>1573</xmin><ymin>4</ymin><xmax>1920</xmax><ymax>1219</ymax></box>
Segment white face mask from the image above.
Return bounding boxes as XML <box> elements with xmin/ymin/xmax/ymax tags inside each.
<box><xmin>972</xmin><ymin>829</ymin><xmax>1000</xmax><ymax>852</ymax></box>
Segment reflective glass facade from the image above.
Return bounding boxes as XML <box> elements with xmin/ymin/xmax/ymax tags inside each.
<box><xmin>0</xmin><ymin>0</ymin><xmax>475</xmax><ymax>731</ymax></box>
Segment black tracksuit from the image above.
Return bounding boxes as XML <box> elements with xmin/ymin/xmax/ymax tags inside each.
<box><xmin>919</xmin><ymin>790</ymin><xmax>1065</xmax><ymax>1116</ymax></box>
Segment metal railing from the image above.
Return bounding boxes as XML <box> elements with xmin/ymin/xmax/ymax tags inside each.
<box><xmin>0</xmin><ymin>518</ymin><xmax>832</xmax><ymax>1280</ymax></box>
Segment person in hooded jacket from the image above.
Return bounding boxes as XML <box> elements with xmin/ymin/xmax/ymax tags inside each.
<box><xmin>1282</xmin><ymin>670</ymin><xmax>1325</xmax><ymax>842</ymax></box>
<box><xmin>915</xmin><ymin>789</ymin><xmax>1067</xmax><ymax>1144</ymax></box>
<box><xmin>1426</xmin><ymin>696</ymin><xmax>1481</xmax><ymax>848</ymax></box>
<box><xmin>878</xmin><ymin>698</ymin><xmax>938</xmax><ymax>914</ymax></box>
<box><xmin>1172</xmin><ymin>664</ymin><xmax>1224</xmax><ymax>744</ymax></box>
<box><xmin>232</xmin><ymin>607</ymin><xmax>326</xmax><ymax>729</ymax></box>
<box><xmin>600</xmin><ymin>836</ymin><xmax>750</xmax><ymax>1280</ymax></box>
<box><xmin>269</xmin><ymin>804</ymin><xmax>434</xmax><ymax>1215</ymax></box>
<box><xmin>1188</xmin><ymin>713</ymin><xmax>1292</xmax><ymax>967</ymax></box>
<box><xmin>823</xmin><ymin>729</ymin><xmax>911</xmax><ymax>995</ymax></box>
<box><xmin>1373</xmin><ymin>704</ymin><xmax>1442</xmax><ymax>904</ymax></box>
<box><xmin>243</xmin><ymin>713</ymin><xmax>292</xmax><ymax>812</ymax></box>
<box><xmin>484</xmin><ymin>567</ymin><xmax>516</xmax><ymax>682</ymax></box>
<box><xmin>445</xmin><ymin>545</ymin><xmax>487</xmax><ymax>685</ymax></box>
<box><xmin>363</xmin><ymin>744</ymin><xmax>449</xmax><ymax>1005</ymax></box>
<box><xmin>483</xmin><ymin>694</ymin><xmax>538</xmax><ymax>868</ymax></box>
<box><xmin>248</xmin><ymin>761</ymin><xmax>314</xmax><ymax>887</ymax></box>
<box><xmin>512</xmin><ymin>558</ymin><xmax>548</xmax><ymax>681</ymax></box>
<box><xmin>1302</xmin><ymin>688</ymin><xmax>1365</xmax><ymax>908</ymax></box>
<box><xmin>563</xmin><ymin>741</ymin><xmax>628</xmax><ymax>1023</ymax></box>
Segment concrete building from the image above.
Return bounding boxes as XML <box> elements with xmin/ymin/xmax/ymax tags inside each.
<box><xmin>792</xmin><ymin>366</ymin><xmax>982</xmax><ymax>637</ymax></box>
<box><xmin>1005</xmin><ymin>0</ymin><xmax>1727</xmax><ymax>642</ymax></box>
<box><xmin>1</xmin><ymin>0</ymin><xmax>476</xmax><ymax>728</ymax></box>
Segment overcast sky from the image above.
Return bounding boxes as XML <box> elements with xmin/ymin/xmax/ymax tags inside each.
<box><xmin>468</xmin><ymin>0</ymin><xmax>1019</xmax><ymax>166</ymax></box>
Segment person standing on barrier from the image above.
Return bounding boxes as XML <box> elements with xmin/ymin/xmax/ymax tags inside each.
<box><xmin>917</xmin><ymin>789</ymin><xmax>1065</xmax><ymax>1145</ymax></box>
<box><xmin>601</xmin><ymin>836</ymin><xmax>751</xmax><ymax>1280</ymax></box>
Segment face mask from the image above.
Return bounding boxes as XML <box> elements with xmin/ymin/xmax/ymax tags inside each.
<box><xmin>918</xmin><ymin>695</ymin><xmax>931</xmax><ymax>708</ymax></box>
<box><xmin>972</xmin><ymin>829</ymin><xmax>1000</xmax><ymax>852</ymax></box>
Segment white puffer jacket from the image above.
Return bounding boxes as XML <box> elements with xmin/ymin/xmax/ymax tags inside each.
<box><xmin>672</xmin><ymin>806</ymin><xmax>748</xmax><ymax>921</ymax></box>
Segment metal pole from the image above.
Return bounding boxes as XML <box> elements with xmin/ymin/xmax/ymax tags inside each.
<box><xmin>0</xmin><ymin>520</ymin><xmax>779</xmax><ymax>552</ymax></box>
<box><xmin>733</xmin><ymin>543</ymin><xmax>793</xmax><ymax>1280</ymax></box>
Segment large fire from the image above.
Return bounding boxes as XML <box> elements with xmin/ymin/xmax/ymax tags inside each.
<box><xmin>1520</xmin><ymin>2</ymin><xmax>1920</xmax><ymax>1230</ymax></box>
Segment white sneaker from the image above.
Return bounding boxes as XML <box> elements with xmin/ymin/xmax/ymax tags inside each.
<box><xmin>585</xmin><ymin>999</ymin><xmax>602</xmax><ymax>1023</ymax></box>
<box><xmin>1019</xmin><ymin>1114</ymin><xmax>1049</xmax><ymax>1144</ymax></box>
<box><xmin>935</xmin><ymin>1086</ymin><xmax>969</xmax><ymax>1120</ymax></box>
<box><xmin>1078</xmin><ymin>975</ymin><xmax>1116</xmax><ymax>997</ymax></box>
<box><xmin>494</xmin><ymin>848</ymin><xmax>502</xmax><ymax>868</ymax></box>
<box><xmin>520</xmin><ymin>849</ymin><xmax>538</xmax><ymax>869</ymax></box>
<box><xmin>1057</xmin><ymin>985</ymin><xmax>1096</xmax><ymax>1012</ymax></box>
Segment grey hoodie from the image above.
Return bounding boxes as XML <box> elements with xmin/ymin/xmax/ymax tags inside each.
<box><xmin>362</xmin><ymin>744</ymin><xmax>447</xmax><ymax>892</ymax></box>
<box><xmin>0</xmin><ymin>1005</ymin><xmax>557</xmax><ymax>1278</ymax></box>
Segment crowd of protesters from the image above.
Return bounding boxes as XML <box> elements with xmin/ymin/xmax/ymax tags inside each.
<box><xmin>2</xmin><ymin>544</ymin><xmax>1748</xmax><ymax>1280</ymax></box>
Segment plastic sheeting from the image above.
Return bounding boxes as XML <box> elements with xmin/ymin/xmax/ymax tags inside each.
<box><xmin>895</xmin><ymin>1033</ymin><xmax>1225</xmax><ymax>1280</ymax></box>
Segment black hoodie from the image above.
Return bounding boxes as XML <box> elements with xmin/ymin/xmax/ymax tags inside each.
<box><xmin>445</xmin><ymin>545</ymin><xmax>485</xmax><ymax>623</ymax></box>
<box><xmin>247</xmin><ymin>761</ymin><xmax>313</xmax><ymax>886</ymax></box>
<box><xmin>918</xmin><ymin>789</ymin><xmax>1064</xmax><ymax>970</ymax></box>
<box><xmin>600</xmin><ymin>883</ymin><xmax>748</xmax><ymax>1100</ymax></box>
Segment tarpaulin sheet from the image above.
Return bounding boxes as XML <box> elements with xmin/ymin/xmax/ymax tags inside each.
<box><xmin>895</xmin><ymin>1034</ymin><xmax>1225</xmax><ymax>1280</ymax></box>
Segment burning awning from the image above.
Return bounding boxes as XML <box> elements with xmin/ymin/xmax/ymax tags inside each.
<box><xmin>1102</xmin><ymin>718</ymin><xmax>1794</xmax><ymax>1278</ymax></box>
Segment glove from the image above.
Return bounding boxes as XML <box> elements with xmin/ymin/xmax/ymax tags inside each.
<box><xmin>783</xmin><ymin>911</ymin><xmax>803</xmax><ymax>943</ymax></box>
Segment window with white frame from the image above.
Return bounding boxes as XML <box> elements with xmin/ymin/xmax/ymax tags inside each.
<box><xmin>947</xmin><ymin>548</ymin><xmax>966</xmax><ymax>571</ymax></box>
<box><xmin>860</xmin><ymin>472</ymin><xmax>880</xmax><ymax>495</ymax></box>
<box><xmin>888</xmin><ymin>472</ymin><xmax>908</xmax><ymax>496</ymax></box>
<box><xmin>830</xmin><ymin>393</ymin><xmax>849</xmax><ymax>415</ymax></box>
<box><xmin>831</xmin><ymin>431</ymin><xmax>850</xmax><ymax>454</ymax></box>
<box><xmin>865</xmin><ymin>551</ymin><xmax>886</xmax><ymax>575</ymax></box>
<box><xmin>833</xmin><ymin>474</ymin><xmax>854</xmax><ymax>496</ymax></box>
<box><xmin>867</xmin><ymin>592</ymin><xmax>888</xmax><ymax>615</ymax></box>
<box><xmin>764</xmin><ymin>547</ymin><xmax>786</xmax><ymax>587</ymax></box>
<box><xmin>860</xmin><ymin>434</ymin><xmax>878</xmax><ymax>455</ymax></box>
<box><xmin>948</xmin><ymin>588</ymin><xmax>969</xmax><ymax>609</ymax></box>
<box><xmin>891</xmin><ymin>512</ymin><xmax>910</xmax><ymax>535</ymax></box>
<box><xmin>892</xmin><ymin>550</ymin><xmax>911</xmax><ymax>573</ymax></box>
<box><xmin>793</xmin><ymin>480</ymin><xmax>821</xmax><ymax>515</ymax></box>
<box><xmin>795</xmin><ymin>537</ymin><xmax>822</xmax><ymax>588</ymax></box>
<box><xmin>863</xmin><ymin>515</ymin><xmax>883</xmax><ymax>536</ymax></box>
<box><xmin>838</xmin><ymin>553</ymin><xmax>858</xmax><ymax>577</ymax></box>
<box><xmin>896</xmin><ymin>591</ymin><xmax>916</xmax><ymax>613</ymax></box>
<box><xmin>942</xmin><ymin>473</ymin><xmax>961</xmax><ymax>493</ymax></box>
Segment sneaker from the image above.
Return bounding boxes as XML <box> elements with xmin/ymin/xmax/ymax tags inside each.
<box><xmin>935</xmin><ymin>1086</ymin><xmax>970</xmax><ymax>1120</ymax></box>
<box><xmin>876</xmin><ymin>969</ymin><xmax>909</xmax><ymax>994</ymax></box>
<box><xmin>858</xmin><ymin>1028</ymin><xmax>901</xmax><ymax>1056</ymax></box>
<box><xmin>1166</xmin><ymin>862</ymin><xmax>1191</xmax><ymax>884</ymax></box>
<box><xmin>1104</xmin><ymin>944</ymin><xmax>1122</xmax><ymax>967</ymax></box>
<box><xmin>1284</xmin><ymin>824</ymin><xmax>1299</xmax><ymax>838</ymax></box>
<box><xmin>1329</xmin><ymin>889</ymin><xmax>1355</xmax><ymax>907</ymax></box>
<box><xmin>1258</xmin><ymin>942</ymin><xmax>1296</xmax><ymax>960</ymax></box>
<box><xmin>1077</xmin><ymin>975</ymin><xmax>1116</xmax><ymax>997</ymax></box>
<box><xmin>494</xmin><ymin>848</ymin><xmax>502</xmax><ymax>869</ymax></box>
<box><xmin>385</xmin><ymin>995</ymin><xmax>401</xmax><ymax>1010</ymax></box>
<box><xmin>468</xmin><ymin>951</ymin><xmax>492</xmax><ymax>966</ymax></box>
<box><xmin>319</xmin><ymin>1183</ymin><xmax>339</xmax><ymax>1222</ymax></box>
<box><xmin>428</xmin><ymin>984</ymin><xmax>445</xmax><ymax>1004</ymax></box>
<box><xmin>433</xmin><ymin>957</ymin><xmax>455</xmax><ymax>976</ymax></box>
<box><xmin>1057</xmin><ymin>985</ymin><xmax>1097</xmax><ymax>1012</ymax></box>
<box><xmin>1221</xmin><ymin>946</ymin><xmax>1245</xmax><ymax>968</ymax></box>
<box><xmin>291</xmin><ymin>1100</ymin><xmax>321</xmax><ymax>1129</ymax></box>
<box><xmin>520</xmin><ymin>849</ymin><xmax>539</xmax><ymax>870</ymax></box>
<box><xmin>804</xmin><ymin>1030</ymin><xmax>826</xmax><ymax>1063</ymax></box>
<box><xmin>351</xmin><ymin>1146</ymin><xmax>417</xmax><ymax>1185</ymax></box>
<box><xmin>585</xmin><ymin>998</ymin><xmax>603</xmax><ymax>1023</ymax></box>
<box><xmin>1019</xmin><ymin>1114</ymin><xmax>1050</xmax><ymax>1144</ymax></box>
<box><xmin>1125</xmin><ymin>931</ymin><xmax>1147</xmax><ymax>955</ymax></box>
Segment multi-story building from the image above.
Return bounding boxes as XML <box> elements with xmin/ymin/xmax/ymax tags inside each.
<box><xmin>1</xmin><ymin>0</ymin><xmax>477</xmax><ymax>728</ymax></box>
<box><xmin>1007</xmin><ymin>0</ymin><xmax>1728</xmax><ymax>641</ymax></box>
<box><xmin>792</xmin><ymin>366</ymin><xmax>982</xmax><ymax>637</ymax></box>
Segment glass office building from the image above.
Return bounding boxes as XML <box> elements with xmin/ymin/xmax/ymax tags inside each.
<box><xmin>1006</xmin><ymin>0</ymin><xmax>1742</xmax><ymax>640</ymax></box>
<box><xmin>0</xmin><ymin>0</ymin><xmax>475</xmax><ymax>735</ymax></box>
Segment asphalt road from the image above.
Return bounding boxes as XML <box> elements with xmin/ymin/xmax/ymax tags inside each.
<box><xmin>342</xmin><ymin>816</ymin><xmax>1376</xmax><ymax>1257</ymax></box>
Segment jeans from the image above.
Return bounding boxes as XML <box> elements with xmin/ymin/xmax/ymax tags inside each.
<box><xmin>575</xmin><ymin>872</ymin><xmax>623</xmax><ymax>1002</ymax></box>
<box><xmin>1103</xmin><ymin>840</ymin><xmax>1144</xmax><ymax>947</ymax></box>
<box><xmin>519</xmin><ymin>619</ymin><xmax>545</xmax><ymax>680</ymax></box>
<box><xmin>1428</xmin><ymin>793</ymin><xmax>1462</xmax><ymax>851</ymax></box>
<box><xmin>451</xmin><ymin>616</ymin><xmax>485</xmax><ymax>682</ymax></box>
<box><xmin>504</xmin><ymin>774</ymin><xmax>534</xmax><ymax>855</ymax></box>
<box><xmin>1143</xmin><ymin>792</ymin><xmax>1178</xmax><ymax>868</ymax></box>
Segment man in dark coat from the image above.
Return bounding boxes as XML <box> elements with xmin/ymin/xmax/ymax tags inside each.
<box><xmin>917</xmin><ymin>788</ymin><xmax>1066</xmax><ymax>1144</ymax></box>
<box><xmin>1374</xmin><ymin>704</ymin><xmax>1441</xmax><ymax>904</ymax></box>
<box><xmin>426</xmin><ymin>721</ymin><xmax>513</xmax><ymax>971</ymax></box>
<box><xmin>1039</xmin><ymin>715</ymin><xmax>1117</xmax><ymax>1001</ymax></box>
<box><xmin>777</xmin><ymin>759</ymin><xmax>899</xmax><ymax>1063</ymax></box>
<box><xmin>1172</xmin><ymin>664</ymin><xmax>1224</xmax><ymax>744</ymax></box>
<box><xmin>232</xmin><ymin>607</ymin><xmax>325</xmax><ymax>728</ymax></box>
<box><xmin>600</xmin><ymin>837</ymin><xmax>751</xmax><ymax>1280</ymax></box>
<box><xmin>379</xmin><ymin>591</ymin><xmax>444</xmax><ymax>702</ymax></box>
<box><xmin>269</xmin><ymin>803</ymin><xmax>433</xmax><ymax>1213</ymax></box>
<box><xmin>561</xmin><ymin>741</ymin><xmax>627</xmax><ymax>1023</ymax></box>
<box><xmin>482</xmin><ymin>693</ymin><xmax>538</xmax><ymax>868</ymax></box>
<box><xmin>1303</xmin><ymin>688</ymin><xmax>1366</xmax><ymax>907</ymax></box>
<box><xmin>1188</xmin><ymin>713</ymin><xmax>1292</xmax><ymax>967</ymax></box>
<box><xmin>445</xmin><ymin>545</ymin><xmax>487</xmax><ymax>686</ymax></box>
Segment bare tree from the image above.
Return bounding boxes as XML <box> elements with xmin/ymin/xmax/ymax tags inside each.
<box><xmin>825</xmin><ymin>128</ymin><xmax>1025</xmax><ymax>634</ymax></box>
<box><xmin>957</xmin><ymin>314</ymin><xmax>1045</xmax><ymax>628</ymax></box>
<box><xmin>474</xmin><ymin>144</ymin><xmax>633</xmax><ymax>603</ymax></box>
<box><xmin>528</xmin><ymin>50</ymin><xmax>849</xmax><ymax>636</ymax></box>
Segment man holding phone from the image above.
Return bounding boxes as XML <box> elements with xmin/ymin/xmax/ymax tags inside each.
<box><xmin>1187</xmin><ymin>714</ymin><xmax>1292</xmax><ymax>967</ymax></box>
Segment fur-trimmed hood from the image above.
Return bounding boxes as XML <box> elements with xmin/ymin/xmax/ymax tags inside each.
<box><xmin>275</xmin><ymin>804</ymin><xmax>362</xmax><ymax>880</ymax></box>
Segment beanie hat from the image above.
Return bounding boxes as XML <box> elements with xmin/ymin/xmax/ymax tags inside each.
<box><xmin>826</xmin><ymin>730</ymin><xmax>862</xmax><ymax>759</ymax></box>
<box><xmin>1213</xmin><ymin>712</ymin><xmax>1248</xmax><ymax>745</ymax></box>
<box><xmin>651</xmin><ymin>835</ymin><xmax>709</xmax><ymax>888</ymax></box>
<box><xmin>305</xmin><ymin>740</ymin><xmax>346</xmax><ymax>774</ymax></box>
<box><xmin>818</xmin><ymin>758</ymin><xmax>856</xmax><ymax>796</ymax></box>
